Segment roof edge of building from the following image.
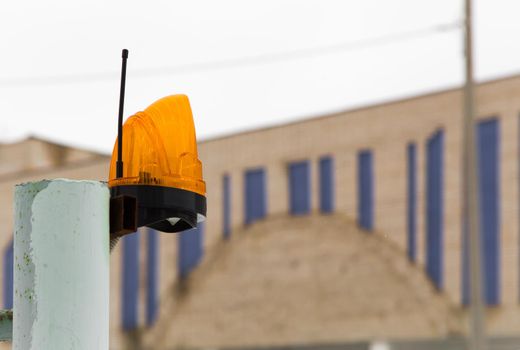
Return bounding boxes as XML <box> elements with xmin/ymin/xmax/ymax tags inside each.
<box><xmin>199</xmin><ymin>72</ymin><xmax>520</xmax><ymax>144</ymax></box>
<box><xmin>4</xmin><ymin>71</ymin><xmax>520</xmax><ymax>152</ymax></box>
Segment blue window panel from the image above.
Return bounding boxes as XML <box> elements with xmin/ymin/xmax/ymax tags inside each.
<box><xmin>178</xmin><ymin>229</ymin><xmax>191</xmax><ymax>278</ymax></box>
<box><xmin>319</xmin><ymin>156</ymin><xmax>334</xmax><ymax>213</ymax></box>
<box><xmin>122</xmin><ymin>232</ymin><xmax>140</xmax><ymax>330</ymax></box>
<box><xmin>463</xmin><ymin>119</ymin><xmax>500</xmax><ymax>305</ymax></box>
<box><xmin>194</xmin><ymin>222</ymin><xmax>204</xmax><ymax>266</ymax></box>
<box><xmin>178</xmin><ymin>222</ymin><xmax>204</xmax><ymax>279</ymax></box>
<box><xmin>289</xmin><ymin>161</ymin><xmax>311</xmax><ymax>215</ymax></box>
<box><xmin>358</xmin><ymin>150</ymin><xmax>374</xmax><ymax>231</ymax></box>
<box><xmin>244</xmin><ymin>169</ymin><xmax>267</xmax><ymax>225</ymax></box>
<box><xmin>223</xmin><ymin>175</ymin><xmax>231</xmax><ymax>239</ymax></box>
<box><xmin>146</xmin><ymin>228</ymin><xmax>159</xmax><ymax>326</ymax></box>
<box><xmin>407</xmin><ymin>143</ymin><xmax>417</xmax><ymax>262</ymax></box>
<box><xmin>3</xmin><ymin>239</ymin><xmax>13</xmax><ymax>309</ymax></box>
<box><xmin>479</xmin><ymin>119</ymin><xmax>500</xmax><ymax>305</ymax></box>
<box><xmin>426</xmin><ymin>130</ymin><xmax>444</xmax><ymax>290</ymax></box>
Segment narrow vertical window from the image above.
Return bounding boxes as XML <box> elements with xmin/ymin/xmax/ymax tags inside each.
<box><xmin>426</xmin><ymin>130</ymin><xmax>444</xmax><ymax>290</ymax></box>
<box><xmin>244</xmin><ymin>168</ymin><xmax>267</xmax><ymax>225</ymax></box>
<box><xmin>122</xmin><ymin>232</ymin><xmax>140</xmax><ymax>330</ymax></box>
<box><xmin>358</xmin><ymin>150</ymin><xmax>374</xmax><ymax>230</ymax></box>
<box><xmin>178</xmin><ymin>223</ymin><xmax>204</xmax><ymax>279</ymax></box>
<box><xmin>146</xmin><ymin>228</ymin><xmax>159</xmax><ymax>326</ymax></box>
<box><xmin>289</xmin><ymin>161</ymin><xmax>311</xmax><ymax>215</ymax></box>
<box><xmin>463</xmin><ymin>118</ymin><xmax>500</xmax><ymax>305</ymax></box>
<box><xmin>407</xmin><ymin>144</ymin><xmax>417</xmax><ymax>262</ymax></box>
<box><xmin>319</xmin><ymin>156</ymin><xmax>334</xmax><ymax>214</ymax></box>
<box><xmin>223</xmin><ymin>175</ymin><xmax>231</xmax><ymax>239</ymax></box>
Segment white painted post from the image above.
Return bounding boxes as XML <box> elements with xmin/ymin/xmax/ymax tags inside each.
<box><xmin>13</xmin><ymin>179</ymin><xmax>110</xmax><ymax>349</ymax></box>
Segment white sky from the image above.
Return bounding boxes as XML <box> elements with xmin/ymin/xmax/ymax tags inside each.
<box><xmin>0</xmin><ymin>0</ymin><xmax>518</xmax><ymax>154</ymax></box>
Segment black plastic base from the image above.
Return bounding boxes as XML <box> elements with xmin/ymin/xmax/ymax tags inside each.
<box><xmin>110</xmin><ymin>185</ymin><xmax>206</xmax><ymax>233</ymax></box>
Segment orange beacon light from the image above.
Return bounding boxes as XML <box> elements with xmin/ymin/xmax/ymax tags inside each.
<box><xmin>109</xmin><ymin>50</ymin><xmax>206</xmax><ymax>234</ymax></box>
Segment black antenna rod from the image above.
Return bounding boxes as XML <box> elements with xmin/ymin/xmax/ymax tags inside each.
<box><xmin>116</xmin><ymin>49</ymin><xmax>129</xmax><ymax>178</ymax></box>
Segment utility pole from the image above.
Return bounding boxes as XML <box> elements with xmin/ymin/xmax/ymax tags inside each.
<box><xmin>13</xmin><ymin>180</ymin><xmax>109</xmax><ymax>349</ymax></box>
<box><xmin>463</xmin><ymin>0</ymin><xmax>486</xmax><ymax>349</ymax></box>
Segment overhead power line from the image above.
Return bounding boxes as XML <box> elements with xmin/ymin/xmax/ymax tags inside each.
<box><xmin>0</xmin><ymin>21</ymin><xmax>461</xmax><ymax>87</ymax></box>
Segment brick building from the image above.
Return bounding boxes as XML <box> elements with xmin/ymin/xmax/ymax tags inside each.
<box><xmin>1</xmin><ymin>74</ymin><xmax>520</xmax><ymax>348</ymax></box>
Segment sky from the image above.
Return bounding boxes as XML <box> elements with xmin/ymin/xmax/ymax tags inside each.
<box><xmin>0</xmin><ymin>0</ymin><xmax>519</xmax><ymax>154</ymax></box>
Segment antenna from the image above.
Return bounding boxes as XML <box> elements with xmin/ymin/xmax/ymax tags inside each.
<box><xmin>116</xmin><ymin>49</ymin><xmax>129</xmax><ymax>178</ymax></box>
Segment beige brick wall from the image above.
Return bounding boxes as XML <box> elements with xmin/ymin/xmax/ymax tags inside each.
<box><xmin>198</xmin><ymin>75</ymin><xmax>520</xmax><ymax>334</ymax></box>
<box><xmin>142</xmin><ymin>214</ymin><xmax>465</xmax><ymax>349</ymax></box>
<box><xmin>1</xmin><ymin>75</ymin><xmax>520</xmax><ymax>347</ymax></box>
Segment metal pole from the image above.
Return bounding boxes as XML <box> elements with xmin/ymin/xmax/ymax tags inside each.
<box><xmin>463</xmin><ymin>0</ymin><xmax>486</xmax><ymax>349</ymax></box>
<box><xmin>13</xmin><ymin>179</ymin><xmax>110</xmax><ymax>349</ymax></box>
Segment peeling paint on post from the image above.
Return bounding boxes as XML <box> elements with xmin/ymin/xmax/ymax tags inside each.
<box><xmin>14</xmin><ymin>179</ymin><xmax>109</xmax><ymax>350</ymax></box>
